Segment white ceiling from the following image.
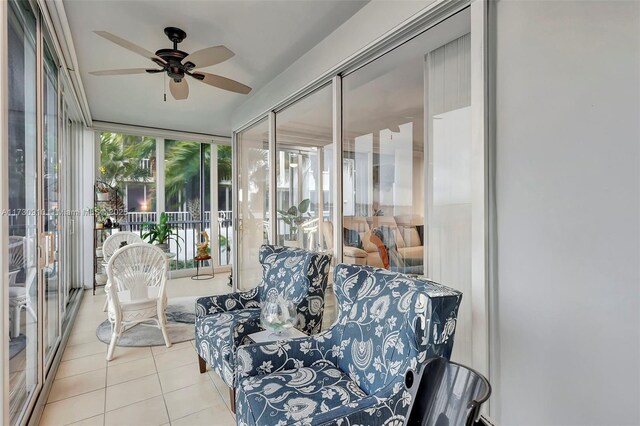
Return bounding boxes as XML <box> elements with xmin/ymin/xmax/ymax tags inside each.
<box><xmin>63</xmin><ymin>0</ymin><xmax>368</xmax><ymax>136</ymax></box>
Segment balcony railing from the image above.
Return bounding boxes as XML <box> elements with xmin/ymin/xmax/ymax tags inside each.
<box><xmin>121</xmin><ymin>210</ymin><xmax>233</xmax><ymax>270</ymax></box>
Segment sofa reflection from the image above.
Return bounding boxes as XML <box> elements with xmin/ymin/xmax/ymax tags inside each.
<box><xmin>322</xmin><ymin>215</ymin><xmax>424</xmax><ymax>274</ymax></box>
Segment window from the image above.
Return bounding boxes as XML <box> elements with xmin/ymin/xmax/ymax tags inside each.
<box><xmin>236</xmin><ymin>118</ymin><xmax>270</xmax><ymax>288</ymax></box>
<box><xmin>99</xmin><ymin>132</ymin><xmax>157</xmax><ymax>220</ymax></box>
<box><xmin>275</xmin><ymin>84</ymin><xmax>333</xmax><ymax>252</ymax></box>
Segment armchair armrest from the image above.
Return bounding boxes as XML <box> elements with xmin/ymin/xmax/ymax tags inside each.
<box><xmin>343</xmin><ymin>246</ymin><xmax>369</xmax><ymax>259</ymax></box>
<box><xmin>195</xmin><ymin>287</ymin><xmax>259</xmax><ymax>317</ymax></box>
<box><xmin>236</xmin><ymin>329</ymin><xmax>337</xmax><ymax>380</ymax></box>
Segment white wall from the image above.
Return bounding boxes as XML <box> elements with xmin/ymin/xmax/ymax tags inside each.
<box><xmin>493</xmin><ymin>1</ymin><xmax>640</xmax><ymax>424</ymax></box>
<box><xmin>231</xmin><ymin>0</ymin><xmax>434</xmax><ymax>129</ymax></box>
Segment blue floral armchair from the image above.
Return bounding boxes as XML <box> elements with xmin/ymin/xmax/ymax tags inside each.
<box><xmin>194</xmin><ymin>245</ymin><xmax>332</xmax><ymax>391</ymax></box>
<box><xmin>234</xmin><ymin>263</ymin><xmax>462</xmax><ymax>426</ymax></box>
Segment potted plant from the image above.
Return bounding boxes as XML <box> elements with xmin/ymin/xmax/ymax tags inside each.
<box><xmin>96</xmin><ymin>185</ymin><xmax>111</xmax><ymax>202</ymax></box>
<box><xmin>277</xmin><ymin>199</ymin><xmax>310</xmax><ymax>248</ymax></box>
<box><xmin>141</xmin><ymin>212</ymin><xmax>184</xmax><ymax>252</ymax></box>
<box><xmin>94</xmin><ymin>205</ymin><xmax>110</xmax><ymax>229</ymax></box>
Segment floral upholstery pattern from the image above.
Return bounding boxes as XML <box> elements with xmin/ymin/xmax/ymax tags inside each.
<box><xmin>195</xmin><ymin>245</ymin><xmax>332</xmax><ymax>388</ymax></box>
<box><xmin>195</xmin><ymin>309</ymin><xmax>263</xmax><ymax>385</ymax></box>
<box><xmin>235</xmin><ymin>263</ymin><xmax>462</xmax><ymax>426</ymax></box>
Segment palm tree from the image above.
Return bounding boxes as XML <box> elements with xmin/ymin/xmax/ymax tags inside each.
<box><xmin>164</xmin><ymin>142</ymin><xmax>232</xmax><ymax>204</ymax></box>
<box><xmin>99</xmin><ymin>132</ymin><xmax>156</xmax><ymax>186</ymax></box>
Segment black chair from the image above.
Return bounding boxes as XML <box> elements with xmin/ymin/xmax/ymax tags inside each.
<box><xmin>406</xmin><ymin>357</ymin><xmax>491</xmax><ymax>426</ymax></box>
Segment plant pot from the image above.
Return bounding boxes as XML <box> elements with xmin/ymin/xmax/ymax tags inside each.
<box><xmin>156</xmin><ymin>243</ymin><xmax>169</xmax><ymax>252</ymax></box>
<box><xmin>96</xmin><ymin>222</ymin><xmax>104</xmax><ymax>230</ymax></box>
<box><xmin>95</xmin><ymin>273</ymin><xmax>107</xmax><ymax>286</ymax></box>
<box><xmin>283</xmin><ymin>239</ymin><xmax>301</xmax><ymax>249</ymax></box>
<box><xmin>96</xmin><ymin>192</ymin><xmax>110</xmax><ymax>202</ymax></box>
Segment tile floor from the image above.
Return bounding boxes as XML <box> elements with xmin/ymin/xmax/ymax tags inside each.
<box><xmin>39</xmin><ymin>272</ymin><xmax>337</xmax><ymax>426</ymax></box>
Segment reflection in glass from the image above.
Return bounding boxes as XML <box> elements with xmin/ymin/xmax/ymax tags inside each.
<box><xmin>426</xmin><ymin>33</ymin><xmax>472</xmax><ymax>366</ymax></box>
<box><xmin>342</xmin><ymin>31</ymin><xmax>426</xmax><ymax>275</ymax></box>
<box><xmin>7</xmin><ymin>0</ymin><xmax>39</xmax><ymax>423</ymax></box>
<box><xmin>237</xmin><ymin>118</ymin><xmax>270</xmax><ymax>289</ymax></box>
<box><xmin>275</xmin><ymin>84</ymin><xmax>333</xmax><ymax>252</ymax></box>
<box><xmin>43</xmin><ymin>40</ymin><xmax>60</xmax><ymax>363</ymax></box>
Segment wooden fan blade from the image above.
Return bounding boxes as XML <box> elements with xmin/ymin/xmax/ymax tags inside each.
<box><xmin>94</xmin><ymin>31</ymin><xmax>163</xmax><ymax>63</ymax></box>
<box><xmin>89</xmin><ymin>68</ymin><xmax>151</xmax><ymax>76</ymax></box>
<box><xmin>194</xmin><ymin>72</ymin><xmax>251</xmax><ymax>94</ymax></box>
<box><xmin>170</xmin><ymin>79</ymin><xmax>189</xmax><ymax>100</ymax></box>
<box><xmin>185</xmin><ymin>46</ymin><xmax>234</xmax><ymax>69</ymax></box>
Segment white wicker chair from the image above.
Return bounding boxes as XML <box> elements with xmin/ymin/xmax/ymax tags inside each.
<box><xmin>102</xmin><ymin>232</ymin><xmax>143</xmax><ymax>311</ymax></box>
<box><xmin>105</xmin><ymin>243</ymin><xmax>171</xmax><ymax>361</ymax></box>
<box><xmin>103</xmin><ymin>231</ymin><xmax>143</xmax><ymax>260</ymax></box>
<box><xmin>9</xmin><ymin>236</ymin><xmax>37</xmax><ymax>338</ymax></box>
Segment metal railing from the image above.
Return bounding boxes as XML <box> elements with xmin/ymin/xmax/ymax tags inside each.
<box><xmin>121</xmin><ymin>210</ymin><xmax>233</xmax><ymax>270</ymax></box>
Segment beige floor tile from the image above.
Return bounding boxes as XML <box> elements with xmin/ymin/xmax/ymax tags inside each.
<box><xmin>107</xmin><ymin>346</ymin><xmax>152</xmax><ymax>366</ymax></box>
<box><xmin>158</xmin><ymin>363</ymin><xmax>212</xmax><ymax>393</ymax></box>
<box><xmin>104</xmin><ymin>395</ymin><xmax>168</xmax><ymax>426</ymax></box>
<box><xmin>153</xmin><ymin>347</ymin><xmax>196</xmax><ymax>372</ymax></box>
<box><xmin>70</xmin><ymin>320</ymin><xmax>106</xmax><ymax>336</ymax></box>
<box><xmin>68</xmin><ymin>414</ymin><xmax>104</xmax><ymax>426</ymax></box>
<box><xmin>172</xmin><ymin>406</ymin><xmax>235</xmax><ymax>426</ymax></box>
<box><xmin>67</xmin><ymin>329</ymin><xmax>101</xmax><ymax>347</ymax></box>
<box><xmin>163</xmin><ymin>381</ymin><xmax>223</xmax><ymax>421</ymax></box>
<box><xmin>62</xmin><ymin>340</ymin><xmax>107</xmax><ymax>361</ymax></box>
<box><xmin>48</xmin><ymin>368</ymin><xmax>107</xmax><ymax>403</ymax></box>
<box><xmin>151</xmin><ymin>340</ymin><xmax>192</xmax><ymax>356</ymax></box>
<box><xmin>107</xmin><ymin>356</ymin><xmax>157</xmax><ymax>386</ymax></box>
<box><xmin>56</xmin><ymin>353</ymin><xmax>107</xmax><ymax>379</ymax></box>
<box><xmin>105</xmin><ymin>374</ymin><xmax>162</xmax><ymax>412</ymax></box>
<box><xmin>39</xmin><ymin>389</ymin><xmax>105</xmax><ymax>426</ymax></box>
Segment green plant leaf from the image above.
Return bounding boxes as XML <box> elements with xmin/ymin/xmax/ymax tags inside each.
<box><xmin>298</xmin><ymin>199</ymin><xmax>310</xmax><ymax>214</ymax></box>
<box><xmin>287</xmin><ymin>206</ymin><xmax>298</xmax><ymax>216</ymax></box>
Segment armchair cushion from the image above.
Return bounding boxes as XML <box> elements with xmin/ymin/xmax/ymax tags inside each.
<box><xmin>237</xmin><ymin>362</ymin><xmax>367</xmax><ymax>426</ymax></box>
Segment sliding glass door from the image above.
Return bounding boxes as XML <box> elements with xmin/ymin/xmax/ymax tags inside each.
<box><xmin>5</xmin><ymin>2</ymin><xmax>80</xmax><ymax>423</ymax></box>
<box><xmin>43</xmin><ymin>39</ymin><xmax>61</xmax><ymax>364</ymax></box>
<box><xmin>236</xmin><ymin>118</ymin><xmax>270</xmax><ymax>289</ymax></box>
<box><xmin>275</xmin><ymin>84</ymin><xmax>333</xmax><ymax>252</ymax></box>
<box><xmin>7</xmin><ymin>1</ymin><xmax>39</xmax><ymax>423</ymax></box>
<box><xmin>233</xmin><ymin>7</ymin><xmax>482</xmax><ymax>368</ymax></box>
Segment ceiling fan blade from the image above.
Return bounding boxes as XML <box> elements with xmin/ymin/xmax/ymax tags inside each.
<box><xmin>94</xmin><ymin>31</ymin><xmax>163</xmax><ymax>63</ymax></box>
<box><xmin>193</xmin><ymin>72</ymin><xmax>251</xmax><ymax>94</ymax></box>
<box><xmin>89</xmin><ymin>68</ymin><xmax>151</xmax><ymax>76</ymax></box>
<box><xmin>170</xmin><ymin>79</ymin><xmax>189</xmax><ymax>100</ymax></box>
<box><xmin>185</xmin><ymin>46</ymin><xmax>234</xmax><ymax>69</ymax></box>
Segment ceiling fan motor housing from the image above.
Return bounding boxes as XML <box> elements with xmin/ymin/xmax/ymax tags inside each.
<box><xmin>149</xmin><ymin>28</ymin><xmax>198</xmax><ymax>81</ymax></box>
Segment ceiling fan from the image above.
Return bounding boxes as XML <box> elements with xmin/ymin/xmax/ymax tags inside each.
<box><xmin>89</xmin><ymin>27</ymin><xmax>251</xmax><ymax>100</ymax></box>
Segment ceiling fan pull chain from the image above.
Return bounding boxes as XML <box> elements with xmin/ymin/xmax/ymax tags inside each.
<box><xmin>164</xmin><ymin>73</ymin><xmax>167</xmax><ymax>102</ymax></box>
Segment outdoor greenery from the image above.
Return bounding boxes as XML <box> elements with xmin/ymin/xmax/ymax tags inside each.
<box><xmin>141</xmin><ymin>212</ymin><xmax>184</xmax><ymax>248</ymax></box>
<box><xmin>165</xmin><ymin>142</ymin><xmax>231</xmax><ymax>204</ymax></box>
<box><xmin>99</xmin><ymin>132</ymin><xmax>156</xmax><ymax>187</ymax></box>
<box><xmin>100</xmin><ymin>133</ymin><xmax>232</xmax><ymax>214</ymax></box>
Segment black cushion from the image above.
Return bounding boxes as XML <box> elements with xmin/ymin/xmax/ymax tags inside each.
<box><xmin>343</xmin><ymin>228</ymin><xmax>363</xmax><ymax>249</ymax></box>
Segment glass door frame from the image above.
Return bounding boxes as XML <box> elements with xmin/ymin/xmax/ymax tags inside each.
<box><xmin>231</xmin><ymin>0</ymin><xmax>491</xmax><ymax>380</ymax></box>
